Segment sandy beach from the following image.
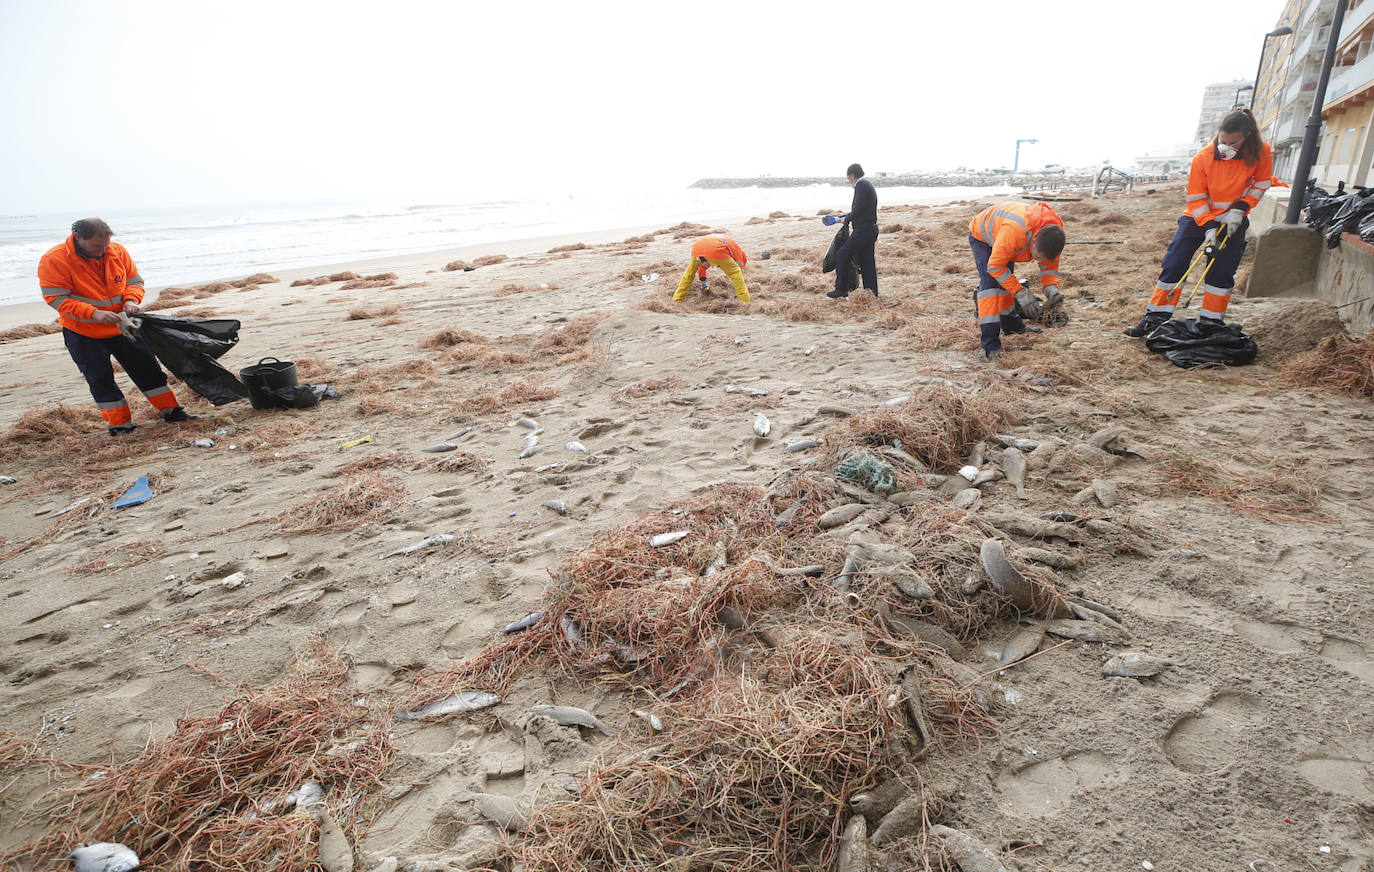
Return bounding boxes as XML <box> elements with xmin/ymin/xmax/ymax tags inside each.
<box><xmin>1</xmin><ymin>190</ymin><xmax>1371</xmax><ymax>872</ymax></box>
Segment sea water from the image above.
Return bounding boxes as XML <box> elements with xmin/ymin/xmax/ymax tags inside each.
<box><xmin>0</xmin><ymin>184</ymin><xmax>1012</xmax><ymax>308</ymax></box>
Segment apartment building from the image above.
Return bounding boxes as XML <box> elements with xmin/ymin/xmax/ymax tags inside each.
<box><xmin>1315</xmin><ymin>0</ymin><xmax>1374</xmax><ymax>187</ymax></box>
<box><xmin>1195</xmin><ymin>80</ymin><xmax>1254</xmax><ymax>146</ymax></box>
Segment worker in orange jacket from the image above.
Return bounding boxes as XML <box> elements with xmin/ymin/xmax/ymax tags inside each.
<box><xmin>38</xmin><ymin>218</ymin><xmax>195</xmax><ymax>435</ymax></box>
<box><xmin>673</xmin><ymin>234</ymin><xmax>750</xmax><ymax>303</ymax></box>
<box><xmin>967</xmin><ymin>201</ymin><xmax>1066</xmax><ymax>358</ymax></box>
<box><xmin>1125</xmin><ymin>108</ymin><xmax>1273</xmax><ymax>337</ymax></box>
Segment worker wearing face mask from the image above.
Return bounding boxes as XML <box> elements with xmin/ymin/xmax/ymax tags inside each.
<box><xmin>1124</xmin><ymin>107</ymin><xmax>1273</xmax><ymax>336</ymax></box>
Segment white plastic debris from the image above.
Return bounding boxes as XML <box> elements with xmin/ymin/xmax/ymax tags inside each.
<box><xmin>193</xmin><ymin>438</ymin><xmax>215</xmax><ymax>448</ymax></box>
<box><xmin>958</xmin><ymin>465</ymin><xmax>979</xmax><ymax>481</ymax></box>
<box><xmin>381</xmin><ymin>533</ymin><xmax>456</xmax><ymax>559</ymax></box>
<box><xmin>640</xmin><ymin>272</ymin><xmax>660</xmax><ymax>283</ymax></box>
<box><xmin>1142</xmin><ymin>862</ymin><xmax>1154</xmax><ymax>871</ymax></box>
<box><xmin>650</xmin><ymin>531</ymin><xmax>690</xmax><ymax>547</ymax></box>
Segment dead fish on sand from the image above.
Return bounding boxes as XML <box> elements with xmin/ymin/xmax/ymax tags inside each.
<box><xmin>529</xmin><ymin>703</ymin><xmax>615</xmax><ymax>735</ymax></box>
<box><xmin>631</xmin><ymin>709</ymin><xmax>664</xmax><ymax>731</ymax></box>
<box><xmin>445</xmin><ymin>426</ymin><xmax>471</xmax><ymax>441</ymax></box>
<box><xmin>560</xmin><ymin>614</ymin><xmax>586</xmax><ymax>648</ymax></box>
<box><xmin>995</xmin><ymin>434</ymin><xmax>1038</xmax><ymax>451</ymax></box>
<box><xmin>456</xmin><ymin>791</ymin><xmax>529</xmax><ymax>833</ymax></box>
<box><xmin>978</xmin><ymin>538</ymin><xmax>1036</xmax><ymax>612</ymax></box>
<box><xmin>1042</xmin><ymin>619</ymin><xmax>1130</xmax><ymax>644</ymax></box>
<box><xmin>752</xmin><ymin>412</ymin><xmax>771</xmax><ymax>437</ymax></box>
<box><xmin>68</xmin><ymin>843</ymin><xmax>139</xmax><ymax>872</ymax></box>
<box><xmin>930</xmin><ymin>825</ymin><xmax>1014</xmax><ymax>872</ymax></box>
<box><xmin>565</xmin><ymin>441</ymin><xmax>587</xmax><ymax>453</ymax></box>
<box><xmin>1002</xmin><ymin>447</ymin><xmax>1028</xmax><ymax>500</ymax></box>
<box><xmin>400</xmin><ymin>690</ymin><xmax>501</xmax><ymax>721</ymax></box>
<box><xmin>513</xmin><ymin>416</ymin><xmax>540</xmax><ymax>431</ymax></box>
<box><xmin>517</xmin><ymin>434</ymin><xmax>541</xmax><ymax>459</ymax></box>
<box><xmin>503</xmin><ymin>610</ymin><xmax>544</xmax><ymax>634</ymax></box>
<box><xmin>997</xmin><ymin>624</ymin><xmax>1046</xmax><ymax>668</ymax></box>
<box><xmin>724</xmin><ymin>383</ymin><xmax>770</xmax><ymax>397</ymax></box>
<box><xmin>380</xmin><ymin>533</ymin><xmax>455</xmax><ymax>559</ymax></box>
<box><xmin>421</xmin><ymin>442</ymin><xmax>457</xmax><ymax>453</ymax></box>
<box><xmin>542</xmin><ymin>499</ymin><xmax>567</xmax><ymax>515</ymax></box>
<box><xmin>782</xmin><ymin>438</ymin><xmax>824</xmax><ymax>453</ymax></box>
<box><xmin>1101</xmin><ymin>652</ymin><xmax>1171</xmax><ymax>677</ymax></box>
<box><xmin>650</xmin><ymin>530</ymin><xmax>690</xmax><ymax>547</ymax></box>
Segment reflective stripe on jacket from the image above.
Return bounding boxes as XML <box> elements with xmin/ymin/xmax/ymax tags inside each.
<box><xmin>38</xmin><ymin>236</ymin><xmax>144</xmax><ymax>339</ymax></box>
<box><xmin>968</xmin><ymin>201</ymin><xmax>1064</xmax><ymax>292</ymax></box>
<box><xmin>1183</xmin><ymin>142</ymin><xmax>1274</xmax><ymax>225</ymax></box>
<box><xmin>690</xmin><ymin>235</ymin><xmax>747</xmax><ymax>268</ymax></box>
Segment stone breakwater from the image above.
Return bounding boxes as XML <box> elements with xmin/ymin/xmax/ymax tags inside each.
<box><xmin>690</xmin><ymin>174</ymin><xmax>1097</xmax><ymax>190</ymax></box>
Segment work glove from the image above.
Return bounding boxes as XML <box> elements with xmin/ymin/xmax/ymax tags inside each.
<box><xmin>699</xmin><ymin>278</ymin><xmax>708</xmax><ymax>292</ymax></box>
<box><xmin>1014</xmin><ymin>287</ymin><xmax>1043</xmax><ymax>320</ymax></box>
<box><xmin>1221</xmin><ymin>208</ymin><xmax>1245</xmax><ymax>236</ymax></box>
<box><xmin>1043</xmin><ymin>286</ymin><xmax>1064</xmax><ymax>311</ymax></box>
<box><xmin>823</xmin><ymin>215</ymin><xmax>839</xmax><ymax>226</ymax></box>
<box><xmin>1203</xmin><ymin>227</ymin><xmax>1218</xmax><ymax>246</ymax></box>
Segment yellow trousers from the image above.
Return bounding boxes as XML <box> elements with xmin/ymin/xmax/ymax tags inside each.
<box><xmin>674</xmin><ymin>257</ymin><xmax>749</xmax><ymax>302</ymax></box>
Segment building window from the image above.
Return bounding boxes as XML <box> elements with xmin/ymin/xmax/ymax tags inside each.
<box><xmin>1344</xmin><ymin>128</ymin><xmax>1360</xmax><ymax>164</ymax></box>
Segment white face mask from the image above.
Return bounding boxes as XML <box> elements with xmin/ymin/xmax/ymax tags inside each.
<box><xmin>1217</xmin><ymin>142</ymin><xmax>1239</xmax><ymax>160</ymax></box>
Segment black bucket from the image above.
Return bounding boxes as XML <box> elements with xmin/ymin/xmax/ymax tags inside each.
<box><xmin>239</xmin><ymin>357</ymin><xmax>299</xmax><ymax>410</ymax></box>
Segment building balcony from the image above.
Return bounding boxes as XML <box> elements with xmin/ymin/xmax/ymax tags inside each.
<box><xmin>1299</xmin><ymin>0</ymin><xmax>1336</xmax><ymax>30</ymax></box>
<box><xmin>1286</xmin><ymin>74</ymin><xmax>1320</xmax><ymax>104</ymax></box>
<box><xmin>1339</xmin><ymin>0</ymin><xmax>1374</xmax><ymax>48</ymax></box>
<box><xmin>1273</xmin><ymin>116</ymin><xmax>1308</xmax><ymax>146</ymax></box>
<box><xmin>1325</xmin><ymin>50</ymin><xmax>1374</xmax><ymax>107</ymax></box>
<box><xmin>1293</xmin><ymin>25</ymin><xmax>1329</xmax><ymax>62</ymax></box>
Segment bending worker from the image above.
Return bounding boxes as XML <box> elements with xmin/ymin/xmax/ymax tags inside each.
<box><xmin>38</xmin><ymin>218</ymin><xmax>195</xmax><ymax>435</ymax></box>
<box><xmin>1124</xmin><ymin>107</ymin><xmax>1272</xmax><ymax>336</ymax></box>
<box><xmin>968</xmin><ymin>201</ymin><xmax>1066</xmax><ymax>359</ymax></box>
<box><xmin>826</xmin><ymin>163</ymin><xmax>879</xmax><ymax>299</ymax></box>
<box><xmin>673</xmin><ymin>234</ymin><xmax>750</xmax><ymax>303</ymax></box>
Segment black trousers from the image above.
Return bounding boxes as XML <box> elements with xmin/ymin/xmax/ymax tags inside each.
<box><xmin>63</xmin><ymin>328</ymin><xmax>172</xmax><ymax>411</ymax></box>
<box><xmin>834</xmin><ymin>225</ymin><xmax>879</xmax><ymax>294</ymax></box>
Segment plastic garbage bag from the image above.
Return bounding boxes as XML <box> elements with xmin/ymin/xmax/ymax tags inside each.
<box><xmin>821</xmin><ymin>223</ymin><xmax>860</xmax><ymax>292</ymax></box>
<box><xmin>1144</xmin><ymin>318</ymin><xmax>1258</xmax><ymax>368</ymax></box>
<box><xmin>132</xmin><ymin>313</ymin><xmax>249</xmax><ymax>406</ymax></box>
<box><xmin>261</xmin><ymin>383</ymin><xmax>342</xmax><ymax>409</ymax></box>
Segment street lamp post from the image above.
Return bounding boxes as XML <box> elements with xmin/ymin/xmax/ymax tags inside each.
<box><xmin>1251</xmin><ymin>25</ymin><xmax>1294</xmax><ymax>110</ymax></box>
<box><xmin>1286</xmin><ymin>4</ymin><xmax>1347</xmax><ymax>223</ymax></box>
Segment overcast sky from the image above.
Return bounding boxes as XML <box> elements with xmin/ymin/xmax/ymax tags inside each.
<box><xmin>0</xmin><ymin>0</ymin><xmax>1286</xmax><ymax>214</ymax></box>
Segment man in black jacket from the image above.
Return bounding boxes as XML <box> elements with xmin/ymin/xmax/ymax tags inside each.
<box><xmin>826</xmin><ymin>163</ymin><xmax>879</xmax><ymax>299</ymax></box>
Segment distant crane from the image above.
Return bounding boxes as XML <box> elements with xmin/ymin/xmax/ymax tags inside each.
<box><xmin>1014</xmin><ymin>138</ymin><xmax>1039</xmax><ymax>173</ymax></box>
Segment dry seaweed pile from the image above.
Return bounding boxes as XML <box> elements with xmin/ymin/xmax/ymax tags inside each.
<box><xmin>401</xmin><ymin>388</ymin><xmax>1058</xmax><ymax>870</ymax></box>
<box><xmin>1279</xmin><ymin>331</ymin><xmax>1374</xmax><ymax>397</ymax></box>
<box><xmin>4</xmin><ymin>641</ymin><xmax>392</xmax><ymax>872</ymax></box>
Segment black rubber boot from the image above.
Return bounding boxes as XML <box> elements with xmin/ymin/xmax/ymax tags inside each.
<box><xmin>108</xmin><ymin>422</ymin><xmax>137</xmax><ymax>436</ymax></box>
<box><xmin>1123</xmin><ymin>316</ymin><xmax>1165</xmax><ymax>338</ymax></box>
<box><xmin>826</xmin><ymin>289</ymin><xmax>850</xmax><ymax>299</ymax></box>
<box><xmin>161</xmin><ymin>406</ymin><xmax>197</xmax><ymax>423</ymax></box>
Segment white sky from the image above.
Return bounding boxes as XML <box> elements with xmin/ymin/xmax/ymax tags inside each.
<box><xmin>0</xmin><ymin>0</ymin><xmax>1287</xmax><ymax>214</ymax></box>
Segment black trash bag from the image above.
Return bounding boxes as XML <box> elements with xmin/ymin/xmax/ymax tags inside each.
<box><xmin>821</xmin><ymin>223</ymin><xmax>860</xmax><ymax>292</ymax></box>
<box><xmin>261</xmin><ymin>383</ymin><xmax>342</xmax><ymax>409</ymax></box>
<box><xmin>1144</xmin><ymin>318</ymin><xmax>1258</xmax><ymax>368</ymax></box>
<box><xmin>1321</xmin><ymin>189</ymin><xmax>1374</xmax><ymax>248</ymax></box>
<box><xmin>133</xmin><ymin>313</ymin><xmax>250</xmax><ymax>406</ymax></box>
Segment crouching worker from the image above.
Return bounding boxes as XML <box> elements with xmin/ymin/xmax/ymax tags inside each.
<box><xmin>968</xmin><ymin>202</ymin><xmax>1066</xmax><ymax>359</ymax></box>
<box><xmin>38</xmin><ymin>218</ymin><xmax>195</xmax><ymax>435</ymax></box>
<box><xmin>673</xmin><ymin>234</ymin><xmax>750</xmax><ymax>303</ymax></box>
<box><xmin>1125</xmin><ymin>107</ymin><xmax>1272</xmax><ymax>337</ymax></box>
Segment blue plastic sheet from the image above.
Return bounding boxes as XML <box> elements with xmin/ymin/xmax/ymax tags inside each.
<box><xmin>112</xmin><ymin>475</ymin><xmax>154</xmax><ymax>509</ymax></box>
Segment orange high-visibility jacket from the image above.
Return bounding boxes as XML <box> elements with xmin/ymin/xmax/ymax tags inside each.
<box><xmin>1183</xmin><ymin>142</ymin><xmax>1274</xmax><ymax>225</ymax></box>
<box><xmin>38</xmin><ymin>236</ymin><xmax>145</xmax><ymax>339</ymax></box>
<box><xmin>968</xmin><ymin>202</ymin><xmax>1063</xmax><ymax>292</ymax></box>
<box><xmin>690</xmin><ymin>235</ymin><xmax>747</xmax><ymax>270</ymax></box>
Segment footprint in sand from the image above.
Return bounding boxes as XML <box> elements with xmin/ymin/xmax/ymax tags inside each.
<box><xmin>1163</xmin><ymin>690</ymin><xmax>1264</xmax><ymax>773</ymax></box>
<box><xmin>1295</xmin><ymin>756</ymin><xmax>1374</xmax><ymax>802</ymax></box>
<box><xmin>995</xmin><ymin>751</ymin><xmax>1126</xmax><ymax>817</ymax></box>
<box><xmin>1319</xmin><ymin>636</ymin><xmax>1374</xmax><ymax>683</ymax></box>
<box><xmin>1231</xmin><ymin>619</ymin><xmax>1322</xmax><ymax>654</ymax></box>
